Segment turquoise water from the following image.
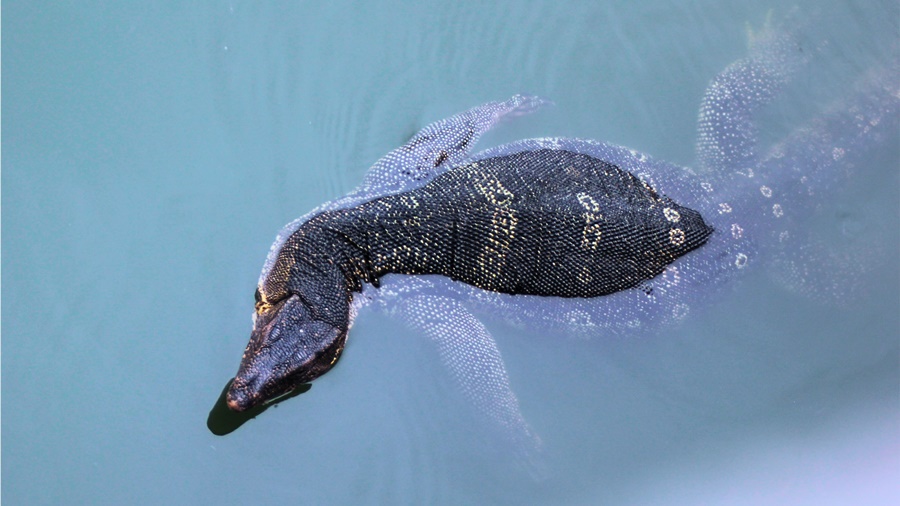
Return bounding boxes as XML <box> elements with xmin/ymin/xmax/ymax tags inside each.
<box><xmin>3</xmin><ymin>1</ymin><xmax>898</xmax><ymax>504</ymax></box>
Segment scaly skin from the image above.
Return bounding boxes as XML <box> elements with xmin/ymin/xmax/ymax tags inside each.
<box><xmin>220</xmin><ymin>18</ymin><xmax>899</xmax><ymax>473</ymax></box>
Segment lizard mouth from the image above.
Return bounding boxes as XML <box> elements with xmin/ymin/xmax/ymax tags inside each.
<box><xmin>225</xmin><ymin>361</ymin><xmax>308</xmax><ymax>412</ymax></box>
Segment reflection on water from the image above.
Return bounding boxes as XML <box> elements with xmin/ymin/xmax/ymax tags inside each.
<box><xmin>207</xmin><ymin>379</ymin><xmax>311</xmax><ymax>436</ymax></box>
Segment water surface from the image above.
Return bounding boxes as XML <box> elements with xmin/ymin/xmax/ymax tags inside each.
<box><xmin>3</xmin><ymin>1</ymin><xmax>898</xmax><ymax>504</ymax></box>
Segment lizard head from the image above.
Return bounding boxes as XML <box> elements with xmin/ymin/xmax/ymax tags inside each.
<box><xmin>225</xmin><ymin>291</ymin><xmax>347</xmax><ymax>412</ymax></box>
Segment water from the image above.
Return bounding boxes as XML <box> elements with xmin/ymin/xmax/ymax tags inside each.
<box><xmin>3</xmin><ymin>1</ymin><xmax>898</xmax><ymax>504</ymax></box>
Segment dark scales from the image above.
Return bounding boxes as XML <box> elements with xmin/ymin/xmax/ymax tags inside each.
<box><xmin>301</xmin><ymin>149</ymin><xmax>713</xmax><ymax>300</ymax></box>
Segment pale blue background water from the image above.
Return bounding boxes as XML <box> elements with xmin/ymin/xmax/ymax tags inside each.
<box><xmin>3</xmin><ymin>1</ymin><xmax>898</xmax><ymax>505</ymax></box>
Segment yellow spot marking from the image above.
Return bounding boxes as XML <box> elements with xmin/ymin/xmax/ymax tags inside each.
<box><xmin>474</xmin><ymin>177</ymin><xmax>514</xmax><ymax>207</ymax></box>
<box><xmin>477</xmin><ymin>208</ymin><xmax>518</xmax><ymax>284</ymax></box>
<box><xmin>576</xmin><ymin>192</ymin><xmax>603</xmax><ymax>251</ymax></box>
<box><xmin>663</xmin><ymin>207</ymin><xmax>680</xmax><ymax>223</ymax></box>
<box><xmin>661</xmin><ymin>265</ymin><xmax>681</xmax><ymax>286</ymax></box>
<box><xmin>576</xmin><ymin>192</ymin><xmax>600</xmax><ymax>213</ymax></box>
<box><xmin>582</xmin><ymin>222</ymin><xmax>603</xmax><ymax>250</ymax></box>
<box><xmin>577</xmin><ymin>266</ymin><xmax>592</xmax><ymax>284</ymax></box>
<box><xmin>255</xmin><ymin>288</ymin><xmax>274</xmax><ymax>314</ymax></box>
<box><xmin>399</xmin><ymin>195</ymin><xmax>419</xmax><ymax>208</ymax></box>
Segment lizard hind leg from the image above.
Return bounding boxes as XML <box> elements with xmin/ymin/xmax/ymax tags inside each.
<box><xmin>696</xmin><ymin>9</ymin><xmax>815</xmax><ymax>176</ymax></box>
